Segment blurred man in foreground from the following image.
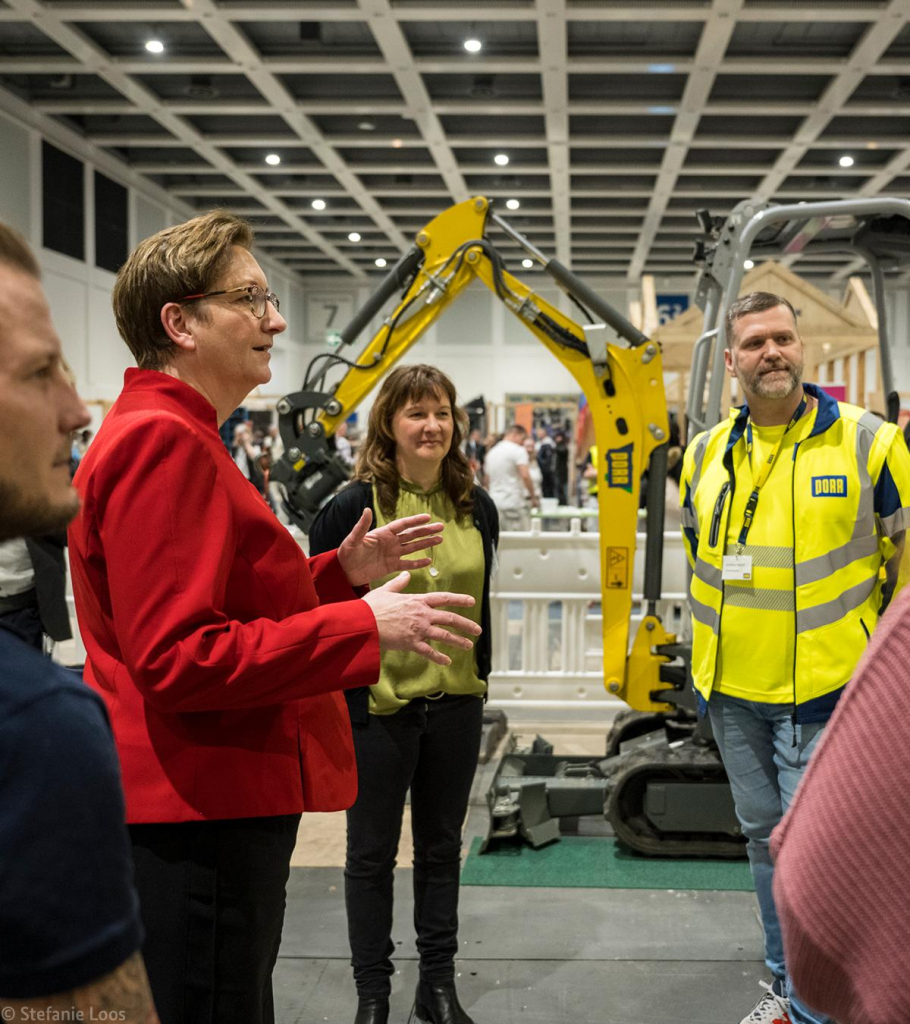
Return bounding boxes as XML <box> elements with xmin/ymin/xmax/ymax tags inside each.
<box><xmin>0</xmin><ymin>222</ymin><xmax>157</xmax><ymax>1021</ymax></box>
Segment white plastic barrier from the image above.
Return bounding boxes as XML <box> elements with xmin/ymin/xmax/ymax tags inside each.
<box><xmin>60</xmin><ymin>523</ymin><xmax>691</xmax><ymax>714</ymax></box>
<box><xmin>489</xmin><ymin>518</ymin><xmax>689</xmax><ymax>708</ymax></box>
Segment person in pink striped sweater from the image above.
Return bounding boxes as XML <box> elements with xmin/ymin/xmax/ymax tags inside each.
<box><xmin>772</xmin><ymin>578</ymin><xmax>910</xmax><ymax>1024</ymax></box>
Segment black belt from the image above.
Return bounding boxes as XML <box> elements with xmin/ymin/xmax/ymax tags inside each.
<box><xmin>0</xmin><ymin>587</ymin><xmax>38</xmax><ymax>613</ymax></box>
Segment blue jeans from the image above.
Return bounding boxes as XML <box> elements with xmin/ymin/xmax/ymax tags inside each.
<box><xmin>707</xmin><ymin>692</ymin><xmax>831</xmax><ymax>1024</ymax></box>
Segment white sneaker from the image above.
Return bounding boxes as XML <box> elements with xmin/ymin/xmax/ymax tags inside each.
<box><xmin>739</xmin><ymin>980</ymin><xmax>793</xmax><ymax>1024</ymax></box>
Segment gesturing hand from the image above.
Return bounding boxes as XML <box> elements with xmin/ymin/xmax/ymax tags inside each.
<box><xmin>362</xmin><ymin>572</ymin><xmax>481</xmax><ymax>666</ymax></box>
<box><xmin>337</xmin><ymin>508</ymin><xmax>444</xmax><ymax>588</ymax></box>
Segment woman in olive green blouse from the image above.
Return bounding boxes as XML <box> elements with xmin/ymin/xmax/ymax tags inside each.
<box><xmin>310</xmin><ymin>365</ymin><xmax>498</xmax><ymax>1024</ymax></box>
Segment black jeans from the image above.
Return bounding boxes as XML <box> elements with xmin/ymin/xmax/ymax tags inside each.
<box><xmin>128</xmin><ymin>814</ymin><xmax>301</xmax><ymax>1024</ymax></box>
<box><xmin>345</xmin><ymin>694</ymin><xmax>484</xmax><ymax>997</ymax></box>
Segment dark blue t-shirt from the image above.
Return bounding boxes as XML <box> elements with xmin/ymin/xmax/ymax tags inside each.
<box><xmin>0</xmin><ymin>629</ymin><xmax>142</xmax><ymax>998</ymax></box>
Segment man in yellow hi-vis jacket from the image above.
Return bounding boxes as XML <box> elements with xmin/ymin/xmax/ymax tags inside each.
<box><xmin>680</xmin><ymin>291</ymin><xmax>910</xmax><ymax>1024</ymax></box>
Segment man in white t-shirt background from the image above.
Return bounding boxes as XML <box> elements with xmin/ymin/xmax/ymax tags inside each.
<box><xmin>484</xmin><ymin>423</ymin><xmax>538</xmax><ymax>530</ymax></box>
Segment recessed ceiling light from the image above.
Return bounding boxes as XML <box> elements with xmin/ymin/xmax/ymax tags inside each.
<box><xmin>506</xmin><ymin>199</ymin><xmax>520</xmax><ymax>210</ymax></box>
<box><xmin>464</xmin><ymin>38</ymin><xmax>482</xmax><ymax>53</ymax></box>
<box><xmin>839</xmin><ymin>155</ymin><xmax>855</xmax><ymax>168</ymax></box>
<box><xmin>348</xmin><ymin>231</ymin><xmax>361</xmax><ymax>242</ymax></box>
<box><xmin>391</xmin><ymin>138</ymin><xmax>403</xmax><ymax>149</ymax></box>
<box><xmin>265</xmin><ymin>153</ymin><xmax>281</xmax><ymax>166</ymax></box>
<box><xmin>375</xmin><ymin>258</ymin><xmax>388</xmax><ymax>268</ymax></box>
<box><xmin>358</xmin><ymin>120</ymin><xmax>376</xmax><ymax>131</ymax></box>
<box><xmin>522</xmin><ymin>258</ymin><xmax>534</xmax><ymax>269</ymax></box>
<box><xmin>494</xmin><ymin>153</ymin><xmax>509</xmax><ymax>166</ymax></box>
<box><xmin>145</xmin><ymin>39</ymin><xmax>164</xmax><ymax>54</ymax></box>
<box><xmin>743</xmin><ymin>259</ymin><xmax>754</xmax><ymax>270</ymax></box>
<box><xmin>311</xmin><ymin>199</ymin><xmax>326</xmax><ymax>210</ymax></box>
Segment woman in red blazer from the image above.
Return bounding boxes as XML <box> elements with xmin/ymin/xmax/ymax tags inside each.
<box><xmin>68</xmin><ymin>210</ymin><xmax>480</xmax><ymax>1024</ymax></box>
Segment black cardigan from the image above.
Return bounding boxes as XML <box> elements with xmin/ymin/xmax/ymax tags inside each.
<box><xmin>309</xmin><ymin>479</ymin><xmax>499</xmax><ymax>724</ymax></box>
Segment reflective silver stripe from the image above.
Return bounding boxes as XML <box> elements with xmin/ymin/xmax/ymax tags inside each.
<box><xmin>723</xmin><ymin>586</ymin><xmax>795</xmax><ymax>612</ymax></box>
<box><xmin>688</xmin><ymin>432</ymin><xmax>712</xmax><ymax>533</ymax></box>
<box><xmin>858</xmin><ymin>410</ymin><xmax>884</xmax><ymax>436</ymax></box>
<box><xmin>689</xmin><ymin>593</ymin><xmax>719</xmax><ymax>633</ymax></box>
<box><xmin>852</xmin><ymin>414</ymin><xmax>877</xmax><ymax>539</ymax></box>
<box><xmin>694</xmin><ymin>557</ymin><xmax>722</xmax><ymax>591</ymax></box>
<box><xmin>725</xmin><ymin>543</ymin><xmax>794</xmax><ymax>569</ymax></box>
<box><xmin>690</xmin><ymin>433</ymin><xmax>710</xmax><ymax>493</ymax></box>
<box><xmin>796</xmin><ymin>573</ymin><xmax>878</xmax><ymax>633</ymax></box>
<box><xmin>853</xmin><ymin>507</ymin><xmax>877</xmax><ymax>540</ymax></box>
<box><xmin>795</xmin><ymin>533</ymin><xmax>880</xmax><ymax>586</ymax></box>
<box><xmin>852</xmin><ymin>508</ymin><xmax>877</xmax><ymax>540</ymax></box>
<box><xmin>681</xmin><ymin>506</ymin><xmax>699</xmax><ymax>530</ymax></box>
<box><xmin>880</xmin><ymin>505</ymin><xmax>910</xmax><ymax>538</ymax></box>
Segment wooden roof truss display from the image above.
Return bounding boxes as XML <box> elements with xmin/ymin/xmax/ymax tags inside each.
<box><xmin>651</xmin><ymin>260</ymin><xmax>883</xmax><ymax>428</ymax></box>
<box><xmin>682</xmin><ymin>197</ymin><xmax>910</xmax><ymax>433</ymax></box>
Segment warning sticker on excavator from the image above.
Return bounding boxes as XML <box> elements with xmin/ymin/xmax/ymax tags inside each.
<box><xmin>606</xmin><ymin>547</ymin><xmax>629</xmax><ymax>589</ymax></box>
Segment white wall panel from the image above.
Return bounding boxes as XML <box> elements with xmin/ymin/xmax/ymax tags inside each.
<box><xmin>44</xmin><ymin>258</ymin><xmax>89</xmax><ymax>390</ymax></box>
<box><xmin>435</xmin><ymin>280</ymin><xmax>494</xmax><ymax>346</ymax></box>
<box><xmin>87</xmin><ymin>274</ymin><xmax>130</xmax><ymax>397</ymax></box>
<box><xmin>0</xmin><ymin>113</ymin><xmax>31</xmax><ymax>238</ymax></box>
<box><xmin>134</xmin><ymin>194</ymin><xmax>168</xmax><ymax>247</ymax></box>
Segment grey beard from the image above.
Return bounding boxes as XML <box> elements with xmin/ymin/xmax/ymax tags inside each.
<box><xmin>742</xmin><ymin>364</ymin><xmax>802</xmax><ymax>400</ymax></box>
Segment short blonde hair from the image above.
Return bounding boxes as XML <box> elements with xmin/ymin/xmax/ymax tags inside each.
<box><xmin>112</xmin><ymin>209</ymin><xmax>253</xmax><ymax>370</ymax></box>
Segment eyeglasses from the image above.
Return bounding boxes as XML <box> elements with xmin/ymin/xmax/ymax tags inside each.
<box><xmin>177</xmin><ymin>285</ymin><xmax>280</xmax><ymax>319</ymax></box>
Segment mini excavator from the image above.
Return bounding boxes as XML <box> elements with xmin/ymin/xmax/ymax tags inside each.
<box><xmin>272</xmin><ymin>196</ymin><xmax>745</xmax><ymax>857</ymax></box>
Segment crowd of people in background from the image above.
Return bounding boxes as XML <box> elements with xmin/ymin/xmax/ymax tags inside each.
<box><xmin>194</xmin><ymin>402</ymin><xmax>588</xmax><ymax>541</ymax></box>
<box><xmin>462</xmin><ymin>421</ymin><xmax>573</xmax><ymax>531</ymax></box>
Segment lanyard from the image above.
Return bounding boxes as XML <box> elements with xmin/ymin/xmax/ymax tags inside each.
<box><xmin>736</xmin><ymin>397</ymin><xmax>807</xmax><ymax>552</ymax></box>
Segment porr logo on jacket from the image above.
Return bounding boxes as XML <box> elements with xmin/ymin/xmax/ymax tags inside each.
<box><xmin>811</xmin><ymin>475</ymin><xmax>848</xmax><ymax>497</ymax></box>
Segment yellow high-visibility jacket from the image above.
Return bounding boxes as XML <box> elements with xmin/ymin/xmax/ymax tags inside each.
<box><xmin>680</xmin><ymin>383</ymin><xmax>910</xmax><ymax>721</ymax></box>
<box><xmin>586</xmin><ymin>445</ymin><xmax>598</xmax><ymax>496</ymax></box>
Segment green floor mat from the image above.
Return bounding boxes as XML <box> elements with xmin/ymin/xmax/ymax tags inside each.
<box><xmin>461</xmin><ymin>835</ymin><xmax>753</xmax><ymax>891</ymax></box>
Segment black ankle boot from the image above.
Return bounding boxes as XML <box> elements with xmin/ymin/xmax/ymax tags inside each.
<box><xmin>414</xmin><ymin>980</ymin><xmax>476</xmax><ymax>1024</ymax></box>
<box><xmin>354</xmin><ymin>995</ymin><xmax>389</xmax><ymax>1024</ymax></box>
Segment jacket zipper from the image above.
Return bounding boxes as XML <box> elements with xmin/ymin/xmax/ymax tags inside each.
<box><xmin>709</xmin><ymin>481</ymin><xmax>731</xmax><ymax>548</ymax></box>
<box><xmin>860</xmin><ymin>618</ymin><xmax>870</xmax><ymax>641</ymax></box>
<box><xmin>791</xmin><ymin>442</ymin><xmax>799</xmax><ymax>746</ymax></box>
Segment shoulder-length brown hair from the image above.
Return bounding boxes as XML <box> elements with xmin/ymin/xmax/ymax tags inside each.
<box><xmin>354</xmin><ymin>364</ymin><xmax>475</xmax><ymax>522</ymax></box>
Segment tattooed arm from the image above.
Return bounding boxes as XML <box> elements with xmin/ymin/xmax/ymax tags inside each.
<box><xmin>1</xmin><ymin>951</ymin><xmax>158</xmax><ymax>1023</ymax></box>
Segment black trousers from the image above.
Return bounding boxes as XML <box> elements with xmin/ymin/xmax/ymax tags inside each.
<box><xmin>128</xmin><ymin>814</ymin><xmax>300</xmax><ymax>1024</ymax></box>
<box><xmin>345</xmin><ymin>694</ymin><xmax>484</xmax><ymax>997</ymax></box>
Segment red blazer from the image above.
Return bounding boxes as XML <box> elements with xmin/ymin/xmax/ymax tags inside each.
<box><xmin>68</xmin><ymin>370</ymin><xmax>379</xmax><ymax>824</ymax></box>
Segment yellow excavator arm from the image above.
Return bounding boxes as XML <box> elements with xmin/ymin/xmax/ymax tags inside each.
<box><xmin>273</xmin><ymin>196</ymin><xmax>677</xmax><ymax>713</ymax></box>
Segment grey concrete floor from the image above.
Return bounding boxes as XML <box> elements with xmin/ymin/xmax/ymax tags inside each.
<box><xmin>274</xmin><ymin>724</ymin><xmax>767</xmax><ymax>1024</ymax></box>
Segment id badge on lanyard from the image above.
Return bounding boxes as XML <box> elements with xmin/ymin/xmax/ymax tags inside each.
<box><xmin>722</xmin><ymin>554</ymin><xmax>752</xmax><ymax>581</ymax></box>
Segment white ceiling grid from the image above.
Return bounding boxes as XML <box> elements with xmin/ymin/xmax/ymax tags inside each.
<box><xmin>627</xmin><ymin>0</ymin><xmax>742</xmax><ymax>281</ymax></box>
<box><xmin>2</xmin><ymin>1</ymin><xmax>910</xmax><ymax>282</ymax></box>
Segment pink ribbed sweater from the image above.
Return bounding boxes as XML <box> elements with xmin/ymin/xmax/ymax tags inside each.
<box><xmin>772</xmin><ymin>583</ymin><xmax>910</xmax><ymax>1024</ymax></box>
